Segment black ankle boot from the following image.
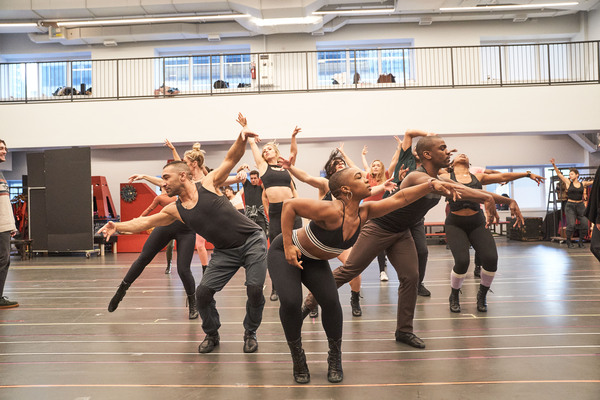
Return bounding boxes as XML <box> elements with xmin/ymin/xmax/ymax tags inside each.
<box><xmin>287</xmin><ymin>338</ymin><xmax>310</xmax><ymax>384</ymax></box>
<box><xmin>567</xmin><ymin>238</ymin><xmax>574</xmax><ymax>248</ymax></box>
<box><xmin>449</xmin><ymin>288</ymin><xmax>461</xmax><ymax>313</ymax></box>
<box><xmin>108</xmin><ymin>281</ymin><xmax>130</xmax><ymax>312</ymax></box>
<box><xmin>165</xmin><ymin>262</ymin><xmax>171</xmax><ymax>274</ymax></box>
<box><xmin>477</xmin><ymin>284</ymin><xmax>490</xmax><ymax>312</ymax></box>
<box><xmin>327</xmin><ymin>338</ymin><xmax>343</xmax><ymax>383</ymax></box>
<box><xmin>187</xmin><ymin>294</ymin><xmax>199</xmax><ymax>320</ymax></box>
<box><xmin>350</xmin><ymin>290</ymin><xmax>362</xmax><ymax>317</ymax></box>
<box><xmin>474</xmin><ymin>265</ymin><xmax>481</xmax><ymax>278</ymax></box>
<box><xmin>578</xmin><ymin>239</ymin><xmax>585</xmax><ymax>248</ymax></box>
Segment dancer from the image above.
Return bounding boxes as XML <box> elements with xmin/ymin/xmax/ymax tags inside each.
<box><xmin>283</xmin><ymin>145</ymin><xmax>399</xmax><ymax>317</ymax></box>
<box><xmin>304</xmin><ymin>136</ymin><xmax>524</xmax><ymax>348</ymax></box>
<box><xmin>224</xmin><ymin>186</ymin><xmax>246</xmax><ymax>213</ymax></box>
<box><xmin>140</xmin><ymin>186</ymin><xmax>176</xmax><ymax>274</ymax></box>
<box><xmin>441</xmin><ymin>153</ymin><xmax>543</xmax><ymax>313</ymax></box>
<box><xmin>585</xmin><ymin>164</ymin><xmax>600</xmax><ymax>260</ymax></box>
<box><xmin>108</xmin><ymin>175</ymin><xmax>198</xmax><ymax>319</ymax></box>
<box><xmin>0</xmin><ymin>139</ymin><xmax>18</xmax><ymax>309</ymax></box>
<box><xmin>550</xmin><ymin>159</ymin><xmax>593</xmax><ymax>248</ymax></box>
<box><xmin>391</xmin><ymin>129</ymin><xmax>437</xmax><ymax>296</ymax></box>
<box><xmin>268</xmin><ymin>166</ymin><xmax>459</xmax><ymax>384</ymax></box>
<box><xmin>248</xmin><ymin>123</ymin><xmax>302</xmax><ymax>301</ymax></box>
<box><xmin>236</xmin><ymin>166</ymin><xmax>269</xmax><ymax>236</ymax></box>
<box><xmin>99</xmin><ymin>114</ymin><xmax>267</xmax><ymax>354</ymax></box>
<box><xmin>361</xmin><ymin>138</ymin><xmax>403</xmax><ymax>283</ymax></box>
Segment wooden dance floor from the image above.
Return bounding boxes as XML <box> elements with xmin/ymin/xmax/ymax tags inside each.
<box><xmin>1</xmin><ymin>239</ymin><xmax>599</xmax><ymax>399</ymax></box>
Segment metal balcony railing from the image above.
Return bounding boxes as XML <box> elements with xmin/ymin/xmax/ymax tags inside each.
<box><xmin>1</xmin><ymin>41</ymin><xmax>598</xmax><ymax>103</ymax></box>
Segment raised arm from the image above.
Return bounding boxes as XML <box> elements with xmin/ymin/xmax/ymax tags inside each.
<box><xmin>279</xmin><ymin>156</ymin><xmax>329</xmax><ymax>195</ymax></box>
<box><xmin>402</xmin><ymin>129</ymin><xmax>431</xmax><ymax>151</ymax></box>
<box><xmin>208</xmin><ymin>114</ymin><xmax>259</xmax><ymax>188</ymax></box>
<box><xmin>550</xmin><ymin>158</ymin><xmax>571</xmax><ymax>187</ymax></box>
<box><xmin>386</xmin><ymin>136</ymin><xmax>402</xmax><ymax>176</ymax></box>
<box><xmin>337</xmin><ymin>142</ymin><xmax>358</xmax><ymax>169</ymax></box>
<box><xmin>289</xmin><ymin>126</ymin><xmax>300</xmax><ymax>165</ymax></box>
<box><xmin>164</xmin><ymin>139</ymin><xmax>181</xmax><ymax>161</ymax></box>
<box><xmin>361</xmin><ymin>146</ymin><xmax>370</xmax><ymax>174</ymax></box>
<box><xmin>128</xmin><ymin>174</ymin><xmax>163</xmax><ymax>187</ymax></box>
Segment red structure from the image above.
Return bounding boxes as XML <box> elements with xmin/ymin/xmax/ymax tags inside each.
<box><xmin>118</xmin><ymin>182</ymin><xmax>158</xmax><ymax>252</ymax></box>
<box><xmin>92</xmin><ymin>176</ymin><xmax>117</xmax><ymax>218</ymax></box>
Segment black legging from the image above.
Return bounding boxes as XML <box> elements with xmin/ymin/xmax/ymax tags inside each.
<box><xmin>445</xmin><ymin>211</ymin><xmax>498</xmax><ymax>275</ymax></box>
<box><xmin>124</xmin><ymin>221</ymin><xmax>197</xmax><ymax>295</ymax></box>
<box><xmin>268</xmin><ymin>202</ymin><xmax>302</xmax><ymax>244</ymax></box>
<box><xmin>267</xmin><ymin>234</ymin><xmax>343</xmax><ymax>341</ymax></box>
<box><xmin>591</xmin><ymin>225</ymin><xmax>600</xmax><ymax>261</ymax></box>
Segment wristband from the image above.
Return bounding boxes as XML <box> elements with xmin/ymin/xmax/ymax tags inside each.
<box><xmin>526</xmin><ymin>171</ymin><xmax>531</xmax><ymax>178</ymax></box>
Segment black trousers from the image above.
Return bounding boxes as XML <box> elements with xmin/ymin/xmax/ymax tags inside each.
<box><xmin>267</xmin><ymin>234</ymin><xmax>343</xmax><ymax>342</ymax></box>
<box><xmin>445</xmin><ymin>211</ymin><xmax>498</xmax><ymax>275</ymax></box>
<box><xmin>124</xmin><ymin>221</ymin><xmax>197</xmax><ymax>295</ymax></box>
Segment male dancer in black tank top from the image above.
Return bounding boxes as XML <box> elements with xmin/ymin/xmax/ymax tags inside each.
<box><xmin>98</xmin><ymin>115</ymin><xmax>267</xmax><ymax>354</ymax></box>
<box><xmin>303</xmin><ymin>136</ymin><xmax>524</xmax><ymax>348</ymax></box>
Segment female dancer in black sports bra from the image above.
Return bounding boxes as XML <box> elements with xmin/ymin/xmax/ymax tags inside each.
<box><xmin>247</xmin><ymin>120</ymin><xmax>302</xmax><ymax>301</ymax></box>
<box><xmin>441</xmin><ymin>153</ymin><xmax>544</xmax><ymax>313</ymax></box>
<box><xmin>267</xmin><ymin>167</ymin><xmax>458</xmax><ymax>384</ymax></box>
<box><xmin>551</xmin><ymin>158</ymin><xmax>594</xmax><ymax>248</ymax></box>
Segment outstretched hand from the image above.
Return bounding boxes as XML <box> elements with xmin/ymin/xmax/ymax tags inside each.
<box><xmin>278</xmin><ymin>156</ymin><xmax>293</xmax><ymax>169</ymax></box>
<box><xmin>284</xmin><ymin>244</ymin><xmax>303</xmax><ymax>269</ymax></box>
<box><xmin>433</xmin><ymin>181</ymin><xmax>461</xmax><ymax>202</ymax></box>
<box><xmin>236</xmin><ymin>112</ymin><xmax>247</xmax><ymax>127</ymax></box>
<box><xmin>382</xmin><ymin>177</ymin><xmax>397</xmax><ymax>192</ymax></box>
<box><xmin>97</xmin><ymin>221</ymin><xmax>117</xmax><ymax>241</ymax></box>
<box><xmin>164</xmin><ymin>139</ymin><xmax>176</xmax><ymax>150</ymax></box>
<box><xmin>292</xmin><ymin>126</ymin><xmax>301</xmax><ymax>137</ymax></box>
<box><xmin>529</xmin><ymin>173</ymin><xmax>545</xmax><ymax>186</ymax></box>
<box><xmin>483</xmin><ymin>199</ymin><xmax>499</xmax><ymax>228</ymax></box>
<box><xmin>128</xmin><ymin>174</ymin><xmax>144</xmax><ymax>184</ymax></box>
<box><xmin>509</xmin><ymin>200</ymin><xmax>525</xmax><ymax>228</ymax></box>
<box><xmin>361</xmin><ymin>145</ymin><xmax>368</xmax><ymax>155</ymax></box>
<box><xmin>396</xmin><ymin>164</ymin><xmax>409</xmax><ymax>181</ymax></box>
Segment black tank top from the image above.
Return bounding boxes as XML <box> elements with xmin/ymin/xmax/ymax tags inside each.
<box><xmin>306</xmin><ymin>203</ymin><xmax>361</xmax><ymax>251</ymax></box>
<box><xmin>567</xmin><ymin>181</ymin><xmax>584</xmax><ymax>201</ymax></box>
<box><xmin>322</xmin><ymin>191</ymin><xmax>333</xmax><ymax>201</ymax></box>
<box><xmin>372</xmin><ymin>167</ymin><xmax>442</xmax><ymax>233</ymax></box>
<box><xmin>449</xmin><ymin>171</ymin><xmax>482</xmax><ymax>212</ymax></box>
<box><xmin>176</xmin><ymin>183</ymin><xmax>261</xmax><ymax>249</ymax></box>
<box><xmin>260</xmin><ymin>165</ymin><xmax>292</xmax><ymax>189</ymax></box>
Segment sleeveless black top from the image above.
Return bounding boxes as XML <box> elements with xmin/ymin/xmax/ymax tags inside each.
<box><xmin>567</xmin><ymin>181</ymin><xmax>584</xmax><ymax>201</ymax></box>
<box><xmin>261</xmin><ymin>165</ymin><xmax>292</xmax><ymax>189</ymax></box>
<box><xmin>176</xmin><ymin>183</ymin><xmax>261</xmax><ymax>249</ymax></box>
<box><xmin>449</xmin><ymin>171</ymin><xmax>482</xmax><ymax>212</ymax></box>
<box><xmin>372</xmin><ymin>167</ymin><xmax>441</xmax><ymax>233</ymax></box>
<box><xmin>292</xmin><ymin>202</ymin><xmax>361</xmax><ymax>258</ymax></box>
<box><xmin>243</xmin><ymin>179</ymin><xmax>263</xmax><ymax>207</ymax></box>
<box><xmin>322</xmin><ymin>191</ymin><xmax>333</xmax><ymax>201</ymax></box>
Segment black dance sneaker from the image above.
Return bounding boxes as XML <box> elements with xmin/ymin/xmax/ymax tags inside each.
<box><xmin>417</xmin><ymin>284</ymin><xmax>431</xmax><ymax>297</ymax></box>
<box><xmin>395</xmin><ymin>331</ymin><xmax>426</xmax><ymax>349</ymax></box>
<box><xmin>243</xmin><ymin>330</ymin><xmax>258</xmax><ymax>353</ymax></box>
<box><xmin>198</xmin><ymin>333</ymin><xmax>220</xmax><ymax>353</ymax></box>
<box><xmin>0</xmin><ymin>296</ymin><xmax>19</xmax><ymax>308</ymax></box>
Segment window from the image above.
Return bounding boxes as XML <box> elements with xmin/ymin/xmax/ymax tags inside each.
<box><xmin>316</xmin><ymin>39</ymin><xmax>413</xmax><ymax>85</ymax></box>
<box><xmin>155</xmin><ymin>46</ymin><xmax>251</xmax><ymax>92</ymax></box>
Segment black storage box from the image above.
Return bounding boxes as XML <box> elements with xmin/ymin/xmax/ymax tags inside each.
<box><xmin>507</xmin><ymin>217</ymin><xmax>544</xmax><ymax>241</ymax></box>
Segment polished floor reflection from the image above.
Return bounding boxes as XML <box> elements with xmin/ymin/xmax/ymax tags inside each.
<box><xmin>1</xmin><ymin>239</ymin><xmax>599</xmax><ymax>399</ymax></box>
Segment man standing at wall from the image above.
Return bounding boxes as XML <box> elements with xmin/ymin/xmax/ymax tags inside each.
<box><xmin>0</xmin><ymin>139</ymin><xmax>18</xmax><ymax>308</ymax></box>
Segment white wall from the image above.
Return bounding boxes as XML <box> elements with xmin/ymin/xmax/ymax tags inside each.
<box><xmin>588</xmin><ymin>8</ymin><xmax>600</xmax><ymax>40</ymax></box>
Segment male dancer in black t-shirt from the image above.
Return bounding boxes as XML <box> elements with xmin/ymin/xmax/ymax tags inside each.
<box><xmin>304</xmin><ymin>135</ymin><xmax>523</xmax><ymax>349</ymax></box>
<box><xmin>236</xmin><ymin>166</ymin><xmax>269</xmax><ymax>236</ymax></box>
<box><xmin>98</xmin><ymin>114</ymin><xmax>267</xmax><ymax>354</ymax></box>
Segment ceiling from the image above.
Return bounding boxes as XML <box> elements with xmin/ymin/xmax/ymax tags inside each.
<box><xmin>0</xmin><ymin>1</ymin><xmax>599</xmax><ymax>46</ymax></box>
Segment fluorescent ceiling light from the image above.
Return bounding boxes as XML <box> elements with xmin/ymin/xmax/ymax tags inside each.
<box><xmin>0</xmin><ymin>23</ymin><xmax>38</xmax><ymax>27</ymax></box>
<box><xmin>53</xmin><ymin>14</ymin><xmax>249</xmax><ymax>27</ymax></box>
<box><xmin>440</xmin><ymin>2</ymin><xmax>578</xmax><ymax>11</ymax></box>
<box><xmin>313</xmin><ymin>8</ymin><xmax>395</xmax><ymax>15</ymax></box>
<box><xmin>250</xmin><ymin>16</ymin><xmax>322</xmax><ymax>26</ymax></box>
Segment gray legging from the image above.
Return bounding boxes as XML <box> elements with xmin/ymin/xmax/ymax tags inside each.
<box><xmin>565</xmin><ymin>201</ymin><xmax>589</xmax><ymax>240</ymax></box>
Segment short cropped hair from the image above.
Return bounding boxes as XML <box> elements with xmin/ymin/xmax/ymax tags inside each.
<box><xmin>415</xmin><ymin>136</ymin><xmax>441</xmax><ymax>160</ymax></box>
<box><xmin>164</xmin><ymin>160</ymin><xmax>193</xmax><ymax>180</ymax></box>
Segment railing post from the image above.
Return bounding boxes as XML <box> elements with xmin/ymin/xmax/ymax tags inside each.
<box><xmin>450</xmin><ymin>47</ymin><xmax>455</xmax><ymax>87</ymax></box>
<box><xmin>353</xmin><ymin>49</ymin><xmax>358</xmax><ymax>89</ymax></box>
<box><xmin>597</xmin><ymin>41</ymin><xmax>600</xmax><ymax>84</ymax></box>
<box><xmin>70</xmin><ymin>61</ymin><xmax>74</xmax><ymax>101</ymax></box>
<box><xmin>547</xmin><ymin>43</ymin><xmax>552</xmax><ymax>85</ymax></box>
<box><xmin>257</xmin><ymin>54</ymin><xmax>261</xmax><ymax>94</ymax></box>
<box><xmin>305</xmin><ymin>52</ymin><xmax>309</xmax><ymax>92</ymax></box>
<box><xmin>116</xmin><ymin>59</ymin><xmax>120</xmax><ymax>100</ymax></box>
<box><xmin>162</xmin><ymin>58</ymin><xmax>166</xmax><ymax>97</ymax></box>
<box><xmin>24</xmin><ymin>63</ymin><xmax>28</xmax><ymax>103</ymax></box>
<box><xmin>402</xmin><ymin>49</ymin><xmax>406</xmax><ymax>88</ymax></box>
<box><xmin>498</xmin><ymin>46</ymin><xmax>503</xmax><ymax>86</ymax></box>
<box><xmin>209</xmin><ymin>56</ymin><xmax>213</xmax><ymax>95</ymax></box>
